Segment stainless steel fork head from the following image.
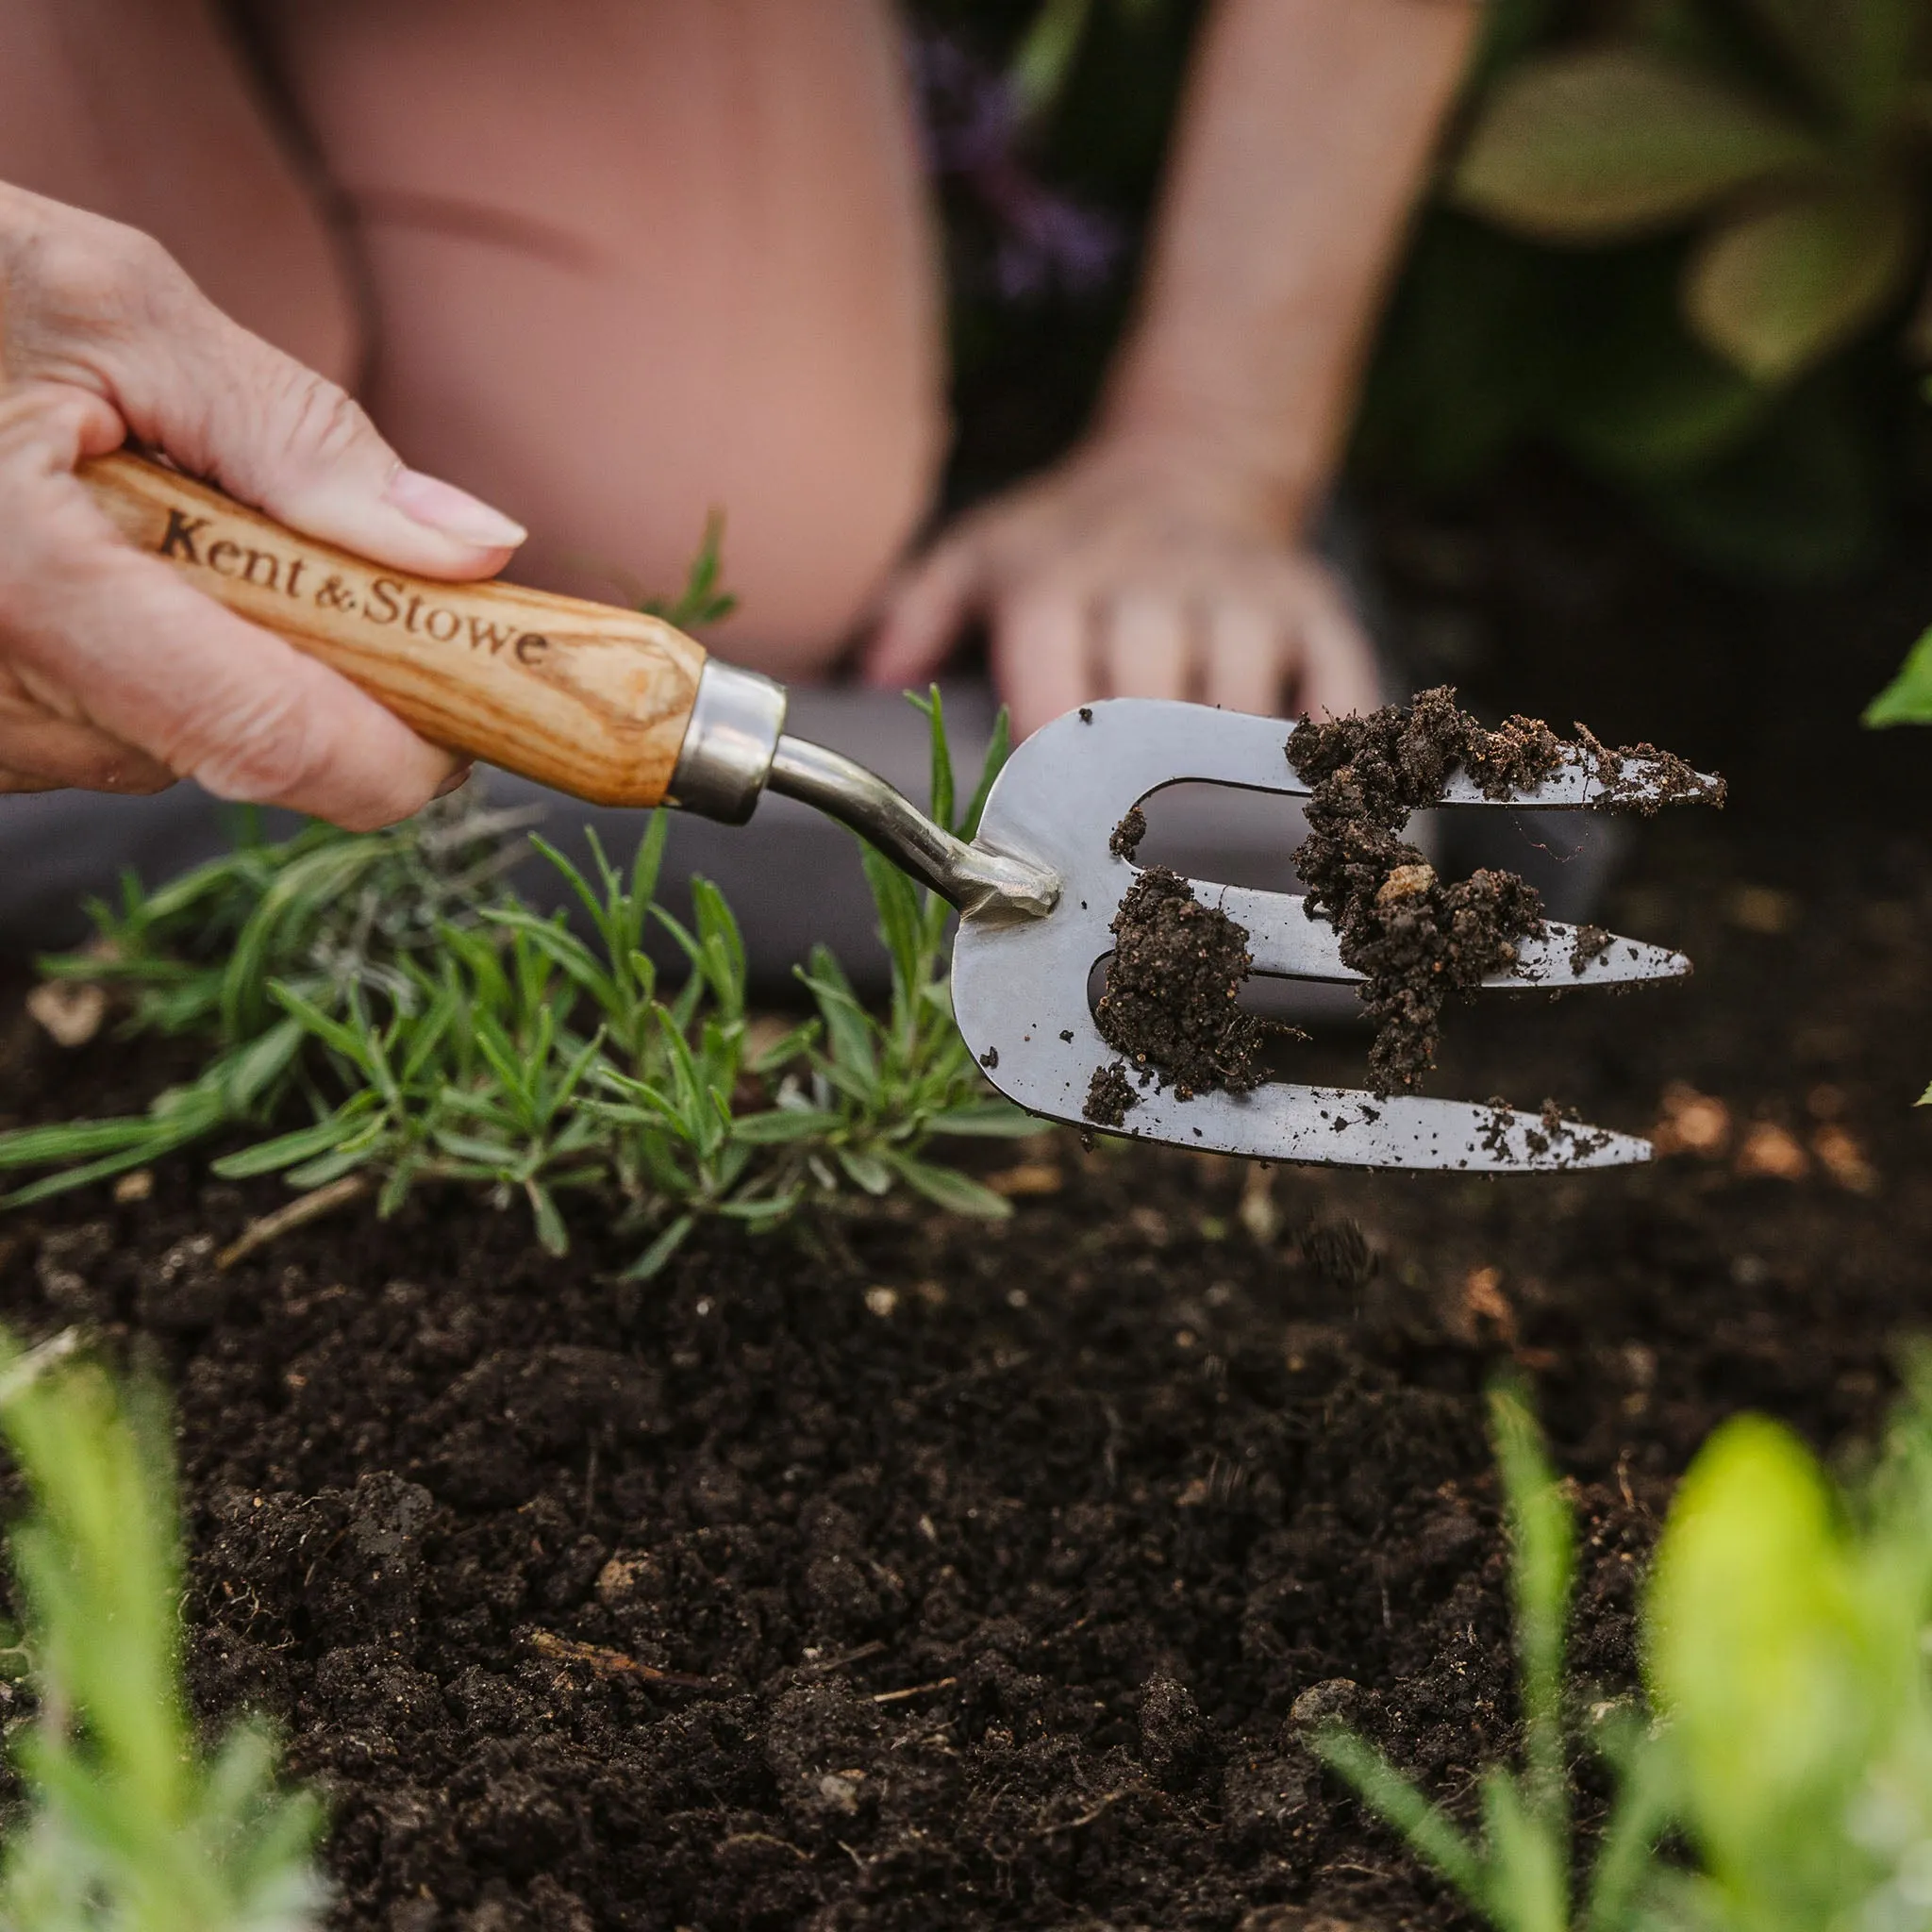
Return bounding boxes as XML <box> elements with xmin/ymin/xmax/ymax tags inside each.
<box><xmin>950</xmin><ymin>698</ymin><xmax>1707</xmax><ymax>1173</ymax></box>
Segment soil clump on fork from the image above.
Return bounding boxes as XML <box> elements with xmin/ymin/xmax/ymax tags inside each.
<box><xmin>1286</xmin><ymin>687</ymin><xmax>1714</xmax><ymax>1094</ymax></box>
<box><xmin>1091</xmin><ymin>866</ymin><xmax>1269</xmax><ymax>1108</ymax></box>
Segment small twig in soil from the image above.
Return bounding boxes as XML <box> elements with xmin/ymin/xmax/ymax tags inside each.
<box><xmin>525</xmin><ymin>1628</ymin><xmax>712</xmax><ymax>1688</ymax></box>
<box><xmin>716</xmin><ymin>1833</ymin><xmax>809</xmax><ymax>1863</ymax></box>
<box><xmin>870</xmin><ymin>1675</ymin><xmax>958</xmax><ymax>1705</ymax></box>
<box><xmin>217</xmin><ymin>1175</ymin><xmax>369</xmax><ymax>1272</ymax></box>
<box><xmin>798</xmin><ymin>1641</ymin><xmax>888</xmax><ymax>1676</ymax></box>
<box><xmin>1035</xmin><ymin>1789</ymin><xmax>1131</xmax><ymax>1835</ymax></box>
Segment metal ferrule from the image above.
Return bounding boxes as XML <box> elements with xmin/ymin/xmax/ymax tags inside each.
<box><xmin>669</xmin><ymin>658</ymin><xmax>1058</xmax><ymax>920</ymax></box>
<box><xmin>666</xmin><ymin>659</ymin><xmax>788</xmax><ymax>824</ymax></box>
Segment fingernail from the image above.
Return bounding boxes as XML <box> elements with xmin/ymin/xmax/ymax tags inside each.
<box><xmin>434</xmin><ymin>761</ymin><xmax>475</xmax><ymax>799</ymax></box>
<box><xmin>385</xmin><ymin>467</ymin><xmax>527</xmax><ymax>548</ymax></box>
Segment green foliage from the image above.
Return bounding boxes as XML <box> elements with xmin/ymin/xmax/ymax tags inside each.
<box><xmin>1008</xmin><ymin>0</ymin><xmax>1159</xmax><ymax>121</ymax></box>
<box><xmin>0</xmin><ymin>697</ymin><xmax>1034</xmax><ymax>1276</ymax></box>
<box><xmin>1312</xmin><ymin>1378</ymin><xmax>1675</xmax><ymax>1932</ymax></box>
<box><xmin>0</xmin><ymin>1327</ymin><xmax>324</xmax><ymax>1932</ymax></box>
<box><xmin>1451</xmin><ymin>12</ymin><xmax>1929</xmax><ymax>387</ymax></box>
<box><xmin>1643</xmin><ymin>1361</ymin><xmax>1932</xmax><ymax>1932</ymax></box>
<box><xmin>1312</xmin><ymin>1363</ymin><xmax>1932</xmax><ymax>1932</ymax></box>
<box><xmin>1360</xmin><ymin>0</ymin><xmax>1932</xmax><ymax>580</ymax></box>
<box><xmin>638</xmin><ymin>509</ymin><xmax>738</xmax><ymax>631</ymax></box>
<box><xmin>1865</xmin><ymin>625</ymin><xmax>1932</xmax><ymax>724</ymax></box>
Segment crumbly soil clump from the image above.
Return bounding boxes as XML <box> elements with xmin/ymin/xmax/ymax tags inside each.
<box><xmin>1286</xmin><ymin>687</ymin><xmax>1716</xmax><ymax>1093</ymax></box>
<box><xmin>1083</xmin><ymin>1060</ymin><xmax>1138</xmax><ymax>1126</ymax></box>
<box><xmin>1093</xmin><ymin>867</ymin><xmax>1266</xmax><ymax>1104</ymax></box>
<box><xmin>1574</xmin><ymin>724</ymin><xmax>1726</xmax><ymax>817</ymax></box>
<box><xmin>1287</xmin><ymin>689</ymin><xmax>1561</xmax><ymax>1092</ymax></box>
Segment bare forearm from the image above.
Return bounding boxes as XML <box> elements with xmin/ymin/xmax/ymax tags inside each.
<box><xmin>1104</xmin><ymin>0</ymin><xmax>1479</xmax><ymax>525</ymax></box>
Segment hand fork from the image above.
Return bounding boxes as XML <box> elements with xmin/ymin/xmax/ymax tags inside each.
<box><xmin>85</xmin><ymin>452</ymin><xmax>1703</xmax><ymax>1171</ymax></box>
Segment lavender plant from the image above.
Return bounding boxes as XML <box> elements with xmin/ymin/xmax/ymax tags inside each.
<box><xmin>0</xmin><ymin>694</ymin><xmax>1035</xmax><ymax>1277</ymax></box>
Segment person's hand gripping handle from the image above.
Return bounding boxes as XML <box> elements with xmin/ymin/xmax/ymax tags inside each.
<box><xmin>79</xmin><ymin>450</ymin><xmax>718</xmax><ymax>810</ymax></box>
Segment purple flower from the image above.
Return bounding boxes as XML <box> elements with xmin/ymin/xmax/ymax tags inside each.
<box><xmin>910</xmin><ymin>30</ymin><xmax>1126</xmax><ymax>302</ymax></box>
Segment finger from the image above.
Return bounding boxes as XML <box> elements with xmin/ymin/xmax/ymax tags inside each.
<box><xmin>0</xmin><ymin>383</ymin><xmax>458</xmax><ymax>828</ymax></box>
<box><xmin>0</xmin><ymin>698</ymin><xmax>175</xmax><ymax>793</ymax></box>
<box><xmin>1100</xmin><ymin>592</ymin><xmax>1191</xmax><ymax>704</ymax></box>
<box><xmin>864</xmin><ymin>541</ymin><xmax>980</xmax><ymax>687</ymax></box>
<box><xmin>18</xmin><ymin>203</ymin><xmax>525</xmax><ymax>579</ymax></box>
<box><xmin>991</xmin><ymin>590</ymin><xmax>1095</xmax><ymax>739</ymax></box>
<box><xmin>1291</xmin><ymin>580</ymin><xmax>1382</xmax><ymax>722</ymax></box>
<box><xmin>1203</xmin><ymin>601</ymin><xmax>1288</xmax><ymax>717</ymax></box>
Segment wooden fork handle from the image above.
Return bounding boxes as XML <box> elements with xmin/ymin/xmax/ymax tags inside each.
<box><xmin>79</xmin><ymin>450</ymin><xmax>742</xmax><ymax>810</ymax></box>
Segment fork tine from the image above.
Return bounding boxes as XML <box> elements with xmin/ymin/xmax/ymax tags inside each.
<box><xmin>1191</xmin><ymin>883</ymin><xmax>1690</xmax><ymax>990</ymax></box>
<box><xmin>1096</xmin><ymin>1079</ymin><xmax>1650</xmax><ymax>1171</ymax></box>
<box><xmin>1438</xmin><ymin>749</ymin><xmax>1722</xmax><ymax>810</ymax></box>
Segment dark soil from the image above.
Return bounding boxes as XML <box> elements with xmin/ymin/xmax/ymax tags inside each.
<box><xmin>0</xmin><ymin>782</ymin><xmax>1927</xmax><ymax>1931</ymax></box>
<box><xmin>0</xmin><ymin>459</ymin><xmax>1928</xmax><ymax>1930</ymax></box>
<box><xmin>1092</xmin><ymin>867</ymin><xmax>1268</xmax><ymax>1107</ymax></box>
<box><xmin>1284</xmin><ymin>688</ymin><xmax>1715</xmax><ymax>1092</ymax></box>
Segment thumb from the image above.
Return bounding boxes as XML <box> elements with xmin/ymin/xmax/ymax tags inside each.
<box><xmin>76</xmin><ymin>226</ymin><xmax>525</xmax><ymax>581</ymax></box>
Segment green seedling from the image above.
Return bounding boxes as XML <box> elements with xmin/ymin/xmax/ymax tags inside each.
<box><xmin>1312</xmin><ymin>1361</ymin><xmax>1932</xmax><ymax>1932</ymax></box>
<box><xmin>0</xmin><ymin>1327</ymin><xmax>325</xmax><ymax>1932</ymax></box>
<box><xmin>1312</xmin><ymin>1378</ymin><xmax>1675</xmax><ymax>1932</ymax></box>
<box><xmin>0</xmin><ymin>696</ymin><xmax>1034</xmax><ymax>1275</ymax></box>
<box><xmin>638</xmin><ymin>509</ymin><xmax>738</xmax><ymax>631</ymax></box>
<box><xmin>1644</xmin><ymin>1358</ymin><xmax>1932</xmax><ymax>1932</ymax></box>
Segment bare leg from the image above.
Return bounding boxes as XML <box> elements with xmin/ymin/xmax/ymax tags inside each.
<box><xmin>247</xmin><ymin>0</ymin><xmax>948</xmax><ymax>674</ymax></box>
<box><xmin>0</xmin><ymin>0</ymin><xmax>358</xmax><ymax>384</ymax></box>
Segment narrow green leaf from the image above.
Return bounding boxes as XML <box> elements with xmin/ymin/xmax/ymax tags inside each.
<box><xmin>1489</xmin><ymin>1378</ymin><xmax>1574</xmax><ymax>1832</ymax></box>
<box><xmin>526</xmin><ymin>1180</ymin><xmax>570</xmax><ymax>1257</ymax></box>
<box><xmin>212</xmin><ymin>1111</ymin><xmax>365</xmax><ymax>1178</ymax></box>
<box><xmin>626</xmin><ymin>1213</ymin><xmax>696</xmax><ymax>1280</ymax></box>
<box><xmin>959</xmin><ymin>710</ymin><xmax>1011</xmax><ymax>841</ymax></box>
<box><xmin>836</xmin><ymin>1147</ymin><xmax>895</xmax><ymax>1195</ymax></box>
<box><xmin>1313</xmin><ymin>1727</ymin><xmax>1489</xmax><ymax>1904</ymax></box>
<box><xmin>750</xmin><ymin>1020</ymin><xmax>821</xmax><ymax>1076</ymax></box>
<box><xmin>1479</xmin><ymin>1769</ymin><xmax>1569</xmax><ymax>1932</ymax></box>
<box><xmin>925</xmin><ymin>1100</ymin><xmax>1041</xmax><ymax>1137</ymax></box>
<box><xmin>730</xmin><ymin>1107</ymin><xmax>844</xmax><ymax>1145</ymax></box>
<box><xmin>0</xmin><ymin>1117</ymin><xmax>178</xmax><ymax>1172</ymax></box>
<box><xmin>880</xmin><ymin>1152</ymin><xmax>1013</xmax><ymax>1220</ymax></box>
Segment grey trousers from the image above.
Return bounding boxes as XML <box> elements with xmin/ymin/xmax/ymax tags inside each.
<box><xmin>0</xmin><ymin>675</ymin><xmax>1619</xmax><ymax>1004</ymax></box>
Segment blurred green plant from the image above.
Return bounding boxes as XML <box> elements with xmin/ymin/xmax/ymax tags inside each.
<box><xmin>1866</xmin><ymin>623</ymin><xmax>1932</xmax><ymax>728</ymax></box>
<box><xmin>1312</xmin><ymin>1378</ymin><xmax>1675</xmax><ymax>1932</ymax></box>
<box><xmin>0</xmin><ymin>1326</ymin><xmax>325</xmax><ymax>1932</ymax></box>
<box><xmin>1644</xmin><ymin>1361</ymin><xmax>1932</xmax><ymax>1932</ymax></box>
<box><xmin>0</xmin><ymin>694</ymin><xmax>1035</xmax><ymax>1278</ymax></box>
<box><xmin>1311</xmin><ymin>1361</ymin><xmax>1932</xmax><ymax>1932</ymax></box>
<box><xmin>1357</xmin><ymin>0</ymin><xmax>1932</xmax><ymax>580</ymax></box>
<box><xmin>637</xmin><ymin>509</ymin><xmax>738</xmax><ymax>631</ymax></box>
<box><xmin>1455</xmin><ymin>13</ymin><xmax>1930</xmax><ymax>387</ymax></box>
